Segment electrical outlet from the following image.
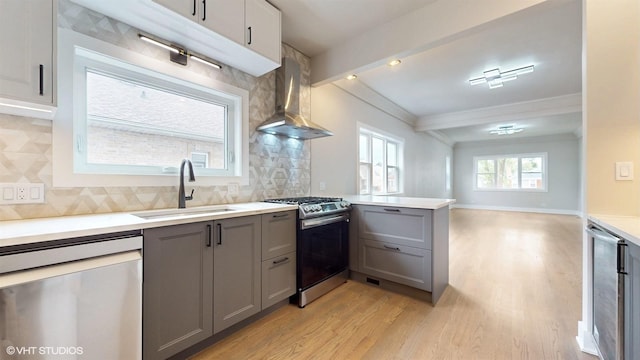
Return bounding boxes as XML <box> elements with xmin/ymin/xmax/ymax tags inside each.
<box><xmin>16</xmin><ymin>186</ymin><xmax>27</xmax><ymax>200</ymax></box>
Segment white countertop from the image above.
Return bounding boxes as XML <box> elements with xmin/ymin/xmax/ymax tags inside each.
<box><xmin>343</xmin><ymin>195</ymin><xmax>455</xmax><ymax>210</ymax></box>
<box><xmin>0</xmin><ymin>202</ymin><xmax>298</xmax><ymax>248</ymax></box>
<box><xmin>588</xmin><ymin>214</ymin><xmax>640</xmax><ymax>247</ymax></box>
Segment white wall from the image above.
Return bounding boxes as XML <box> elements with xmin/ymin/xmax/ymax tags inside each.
<box><xmin>310</xmin><ymin>84</ymin><xmax>453</xmax><ymax>198</ymax></box>
<box><xmin>453</xmin><ymin>134</ymin><xmax>581</xmax><ymax>214</ymax></box>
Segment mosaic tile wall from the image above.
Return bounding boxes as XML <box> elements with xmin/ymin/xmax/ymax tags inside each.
<box><xmin>0</xmin><ymin>0</ymin><xmax>311</xmax><ymax>220</ymax></box>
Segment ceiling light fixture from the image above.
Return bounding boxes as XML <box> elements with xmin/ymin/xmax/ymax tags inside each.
<box><xmin>469</xmin><ymin>65</ymin><xmax>534</xmax><ymax>89</ymax></box>
<box><xmin>489</xmin><ymin>124</ymin><xmax>524</xmax><ymax>135</ymax></box>
<box><xmin>138</xmin><ymin>34</ymin><xmax>222</xmax><ymax>69</ymax></box>
<box><xmin>346</xmin><ymin>74</ymin><xmax>357</xmax><ymax>80</ymax></box>
<box><xmin>388</xmin><ymin>59</ymin><xmax>401</xmax><ymax>67</ymax></box>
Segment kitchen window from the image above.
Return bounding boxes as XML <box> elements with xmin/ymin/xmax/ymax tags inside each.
<box><xmin>53</xmin><ymin>29</ymin><xmax>249</xmax><ymax>187</ymax></box>
<box><xmin>473</xmin><ymin>153</ymin><xmax>547</xmax><ymax>191</ymax></box>
<box><xmin>359</xmin><ymin>126</ymin><xmax>403</xmax><ymax>195</ymax></box>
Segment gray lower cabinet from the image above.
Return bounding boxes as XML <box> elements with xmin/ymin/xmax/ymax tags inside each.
<box><xmin>143</xmin><ymin>222</ymin><xmax>213</xmax><ymax>360</ymax></box>
<box><xmin>361</xmin><ymin>239</ymin><xmax>432</xmax><ymax>291</ymax></box>
<box><xmin>213</xmin><ymin>215</ymin><xmax>261</xmax><ymax>334</ymax></box>
<box><xmin>626</xmin><ymin>241</ymin><xmax>640</xmax><ymax>359</ymax></box>
<box><xmin>353</xmin><ymin>204</ymin><xmax>449</xmax><ymax>304</ymax></box>
<box><xmin>261</xmin><ymin>211</ymin><xmax>296</xmax><ymax>308</ymax></box>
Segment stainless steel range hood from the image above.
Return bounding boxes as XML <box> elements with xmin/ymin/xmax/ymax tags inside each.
<box><xmin>257</xmin><ymin>57</ymin><xmax>333</xmax><ymax>140</ymax></box>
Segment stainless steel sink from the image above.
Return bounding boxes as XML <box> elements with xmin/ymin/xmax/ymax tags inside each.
<box><xmin>133</xmin><ymin>206</ymin><xmax>236</xmax><ymax>220</ymax></box>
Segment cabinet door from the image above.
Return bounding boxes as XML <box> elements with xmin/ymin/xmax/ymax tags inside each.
<box><xmin>262</xmin><ymin>252</ymin><xmax>296</xmax><ymax>309</ymax></box>
<box><xmin>245</xmin><ymin>0</ymin><xmax>281</xmax><ymax>62</ymax></box>
<box><xmin>213</xmin><ymin>216</ymin><xmax>261</xmax><ymax>333</ymax></box>
<box><xmin>356</xmin><ymin>205</ymin><xmax>432</xmax><ymax>249</ymax></box>
<box><xmin>143</xmin><ymin>222</ymin><xmax>213</xmax><ymax>360</ymax></box>
<box><xmin>626</xmin><ymin>242</ymin><xmax>640</xmax><ymax>359</ymax></box>
<box><xmin>360</xmin><ymin>239</ymin><xmax>432</xmax><ymax>291</ymax></box>
<box><xmin>0</xmin><ymin>0</ymin><xmax>54</xmax><ymax>105</ymax></box>
<box><xmin>201</xmin><ymin>0</ymin><xmax>244</xmax><ymax>45</ymax></box>
<box><xmin>261</xmin><ymin>211</ymin><xmax>296</xmax><ymax>260</ymax></box>
<box><xmin>152</xmin><ymin>0</ymin><xmax>198</xmax><ymax>21</ymax></box>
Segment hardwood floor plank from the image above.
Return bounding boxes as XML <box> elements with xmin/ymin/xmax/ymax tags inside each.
<box><xmin>191</xmin><ymin>209</ymin><xmax>596</xmax><ymax>360</ymax></box>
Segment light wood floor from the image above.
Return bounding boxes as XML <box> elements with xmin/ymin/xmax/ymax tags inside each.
<box><xmin>191</xmin><ymin>209</ymin><xmax>597</xmax><ymax>360</ymax></box>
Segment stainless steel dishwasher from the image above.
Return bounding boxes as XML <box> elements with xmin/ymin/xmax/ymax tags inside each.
<box><xmin>0</xmin><ymin>231</ymin><xmax>142</xmax><ymax>360</ymax></box>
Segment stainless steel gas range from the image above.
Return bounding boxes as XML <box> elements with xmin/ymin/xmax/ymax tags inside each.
<box><xmin>264</xmin><ymin>197</ymin><xmax>351</xmax><ymax>307</ymax></box>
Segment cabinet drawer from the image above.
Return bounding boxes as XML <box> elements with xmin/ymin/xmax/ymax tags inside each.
<box><xmin>261</xmin><ymin>211</ymin><xmax>296</xmax><ymax>260</ymax></box>
<box><xmin>356</xmin><ymin>205</ymin><xmax>432</xmax><ymax>249</ymax></box>
<box><xmin>360</xmin><ymin>239</ymin><xmax>431</xmax><ymax>291</ymax></box>
<box><xmin>261</xmin><ymin>252</ymin><xmax>296</xmax><ymax>309</ymax></box>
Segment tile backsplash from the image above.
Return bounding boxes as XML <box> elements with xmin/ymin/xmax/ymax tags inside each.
<box><xmin>0</xmin><ymin>0</ymin><xmax>311</xmax><ymax>220</ymax></box>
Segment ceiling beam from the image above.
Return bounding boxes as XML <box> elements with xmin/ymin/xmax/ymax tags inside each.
<box><xmin>332</xmin><ymin>79</ymin><xmax>417</xmax><ymax>126</ymax></box>
<box><xmin>414</xmin><ymin>93</ymin><xmax>582</xmax><ymax>132</ymax></box>
<box><xmin>310</xmin><ymin>0</ymin><xmax>550</xmax><ymax>86</ymax></box>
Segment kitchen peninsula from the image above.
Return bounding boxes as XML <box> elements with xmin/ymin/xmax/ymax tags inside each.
<box><xmin>344</xmin><ymin>195</ymin><xmax>455</xmax><ymax>305</ymax></box>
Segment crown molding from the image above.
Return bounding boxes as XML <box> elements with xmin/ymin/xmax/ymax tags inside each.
<box><xmin>414</xmin><ymin>93</ymin><xmax>582</xmax><ymax>132</ymax></box>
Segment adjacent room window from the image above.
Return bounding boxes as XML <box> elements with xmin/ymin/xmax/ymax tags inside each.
<box><xmin>473</xmin><ymin>153</ymin><xmax>547</xmax><ymax>191</ymax></box>
<box><xmin>359</xmin><ymin>126</ymin><xmax>404</xmax><ymax>194</ymax></box>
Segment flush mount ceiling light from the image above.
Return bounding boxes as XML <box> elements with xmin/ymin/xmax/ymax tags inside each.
<box><xmin>489</xmin><ymin>124</ymin><xmax>524</xmax><ymax>135</ymax></box>
<box><xmin>346</xmin><ymin>74</ymin><xmax>358</xmax><ymax>80</ymax></box>
<box><xmin>469</xmin><ymin>65</ymin><xmax>534</xmax><ymax>89</ymax></box>
<box><xmin>138</xmin><ymin>34</ymin><xmax>222</xmax><ymax>69</ymax></box>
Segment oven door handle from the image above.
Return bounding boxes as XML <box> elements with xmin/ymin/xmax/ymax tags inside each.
<box><xmin>300</xmin><ymin>214</ymin><xmax>349</xmax><ymax>230</ymax></box>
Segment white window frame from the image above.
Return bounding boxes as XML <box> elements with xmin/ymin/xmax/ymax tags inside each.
<box><xmin>358</xmin><ymin>124</ymin><xmax>404</xmax><ymax>195</ymax></box>
<box><xmin>53</xmin><ymin>29</ymin><xmax>249</xmax><ymax>187</ymax></box>
<box><xmin>473</xmin><ymin>152</ymin><xmax>548</xmax><ymax>192</ymax></box>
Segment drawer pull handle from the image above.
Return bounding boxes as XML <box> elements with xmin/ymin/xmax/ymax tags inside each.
<box><xmin>202</xmin><ymin>0</ymin><xmax>206</xmax><ymax>21</ymax></box>
<box><xmin>272</xmin><ymin>213</ymin><xmax>289</xmax><ymax>218</ymax></box>
<box><xmin>206</xmin><ymin>224</ymin><xmax>212</xmax><ymax>247</ymax></box>
<box><xmin>273</xmin><ymin>257</ymin><xmax>289</xmax><ymax>265</ymax></box>
<box><xmin>247</xmin><ymin>26</ymin><xmax>252</xmax><ymax>45</ymax></box>
<box><xmin>383</xmin><ymin>208</ymin><xmax>400</xmax><ymax>212</ymax></box>
<box><xmin>217</xmin><ymin>223</ymin><xmax>222</xmax><ymax>245</ymax></box>
<box><xmin>383</xmin><ymin>245</ymin><xmax>401</xmax><ymax>251</ymax></box>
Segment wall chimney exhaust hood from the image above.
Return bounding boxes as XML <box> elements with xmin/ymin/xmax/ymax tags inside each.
<box><xmin>257</xmin><ymin>57</ymin><xmax>333</xmax><ymax>140</ymax></box>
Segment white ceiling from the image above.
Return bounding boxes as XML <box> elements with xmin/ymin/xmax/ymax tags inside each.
<box><xmin>269</xmin><ymin>0</ymin><xmax>583</xmax><ymax>144</ymax></box>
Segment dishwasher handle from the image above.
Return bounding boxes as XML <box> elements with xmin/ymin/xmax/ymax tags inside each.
<box><xmin>0</xmin><ymin>236</ymin><xmax>142</xmax><ymax>274</ymax></box>
<box><xmin>586</xmin><ymin>225</ymin><xmax>621</xmax><ymax>244</ymax></box>
<box><xmin>0</xmin><ymin>250</ymin><xmax>141</xmax><ymax>289</ymax></box>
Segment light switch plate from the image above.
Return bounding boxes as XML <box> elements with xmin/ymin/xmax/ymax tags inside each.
<box><xmin>615</xmin><ymin>162</ymin><xmax>634</xmax><ymax>181</ymax></box>
<box><xmin>0</xmin><ymin>183</ymin><xmax>45</xmax><ymax>204</ymax></box>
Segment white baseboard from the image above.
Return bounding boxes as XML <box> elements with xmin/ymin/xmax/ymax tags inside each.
<box><xmin>576</xmin><ymin>321</ymin><xmax>599</xmax><ymax>356</ymax></box>
<box><xmin>452</xmin><ymin>204</ymin><xmax>582</xmax><ymax>216</ymax></box>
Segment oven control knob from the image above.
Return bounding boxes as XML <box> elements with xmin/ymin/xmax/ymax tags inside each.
<box><xmin>340</xmin><ymin>201</ymin><xmax>350</xmax><ymax>208</ymax></box>
<box><xmin>303</xmin><ymin>205</ymin><xmax>311</xmax><ymax>212</ymax></box>
<box><xmin>314</xmin><ymin>205</ymin><xmax>322</xmax><ymax>212</ymax></box>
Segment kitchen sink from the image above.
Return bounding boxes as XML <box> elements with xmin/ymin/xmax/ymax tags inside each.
<box><xmin>133</xmin><ymin>206</ymin><xmax>237</xmax><ymax>220</ymax></box>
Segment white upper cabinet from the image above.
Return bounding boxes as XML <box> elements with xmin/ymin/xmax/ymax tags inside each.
<box><xmin>70</xmin><ymin>0</ymin><xmax>281</xmax><ymax>76</ymax></box>
<box><xmin>0</xmin><ymin>0</ymin><xmax>56</xmax><ymax>118</ymax></box>
<box><xmin>152</xmin><ymin>0</ymin><xmax>244</xmax><ymax>46</ymax></box>
<box><xmin>245</xmin><ymin>0</ymin><xmax>281</xmax><ymax>63</ymax></box>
